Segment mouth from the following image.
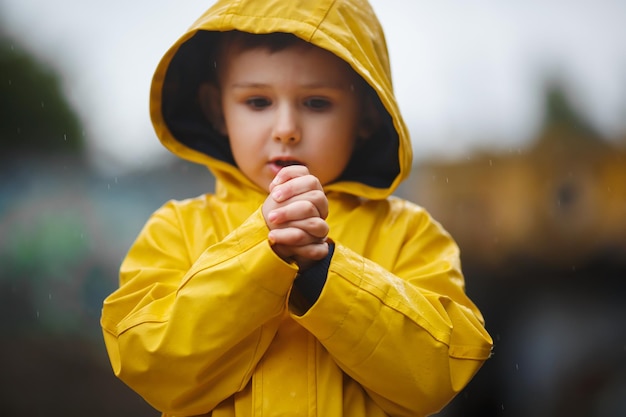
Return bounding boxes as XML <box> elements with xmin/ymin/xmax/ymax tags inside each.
<box><xmin>271</xmin><ymin>158</ymin><xmax>304</xmax><ymax>168</ymax></box>
<box><xmin>274</xmin><ymin>160</ymin><xmax>302</xmax><ymax>167</ymax></box>
<box><xmin>268</xmin><ymin>158</ymin><xmax>305</xmax><ymax>174</ymax></box>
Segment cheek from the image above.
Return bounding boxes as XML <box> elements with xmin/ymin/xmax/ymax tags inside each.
<box><xmin>224</xmin><ymin>114</ymin><xmax>263</xmax><ymax>150</ymax></box>
<box><xmin>311</xmin><ymin>126</ymin><xmax>358</xmax><ymax>179</ymax></box>
<box><xmin>230</xmin><ymin>137</ymin><xmax>259</xmax><ymax>166</ymax></box>
<box><xmin>334</xmin><ymin>119</ymin><xmax>360</xmax><ymax>155</ymax></box>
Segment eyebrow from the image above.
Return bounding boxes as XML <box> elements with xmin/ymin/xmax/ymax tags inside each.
<box><xmin>229</xmin><ymin>81</ymin><xmax>350</xmax><ymax>90</ymax></box>
<box><xmin>229</xmin><ymin>82</ymin><xmax>267</xmax><ymax>89</ymax></box>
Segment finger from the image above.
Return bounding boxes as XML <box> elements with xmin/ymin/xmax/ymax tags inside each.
<box><xmin>290</xmin><ymin>242</ymin><xmax>330</xmax><ymax>262</ymax></box>
<box><xmin>272</xmin><ymin>242</ymin><xmax>329</xmax><ymax>264</ymax></box>
<box><xmin>268</xmin><ymin>200</ymin><xmax>322</xmax><ymax>225</ymax></box>
<box><xmin>268</xmin><ymin>227</ymin><xmax>327</xmax><ymax>247</ymax></box>
<box><xmin>271</xmin><ymin>217</ymin><xmax>329</xmax><ymax>240</ymax></box>
<box><xmin>270</xmin><ymin>165</ymin><xmax>311</xmax><ymax>188</ymax></box>
<box><xmin>270</xmin><ymin>175</ymin><xmax>323</xmax><ymax>203</ymax></box>
<box><xmin>271</xmin><ymin>186</ymin><xmax>328</xmax><ymax>220</ymax></box>
<box><xmin>272</xmin><ymin>190</ymin><xmax>329</xmax><ymax>222</ymax></box>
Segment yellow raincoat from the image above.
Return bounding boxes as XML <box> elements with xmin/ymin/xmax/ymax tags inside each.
<box><xmin>101</xmin><ymin>0</ymin><xmax>493</xmax><ymax>416</ymax></box>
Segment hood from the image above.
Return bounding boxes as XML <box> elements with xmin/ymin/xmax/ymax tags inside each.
<box><xmin>150</xmin><ymin>0</ymin><xmax>412</xmax><ymax>199</ymax></box>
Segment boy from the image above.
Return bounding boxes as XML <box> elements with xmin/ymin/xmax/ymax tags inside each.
<box><xmin>101</xmin><ymin>1</ymin><xmax>493</xmax><ymax>416</ymax></box>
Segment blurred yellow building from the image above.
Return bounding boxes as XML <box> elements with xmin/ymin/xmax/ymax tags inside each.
<box><xmin>406</xmin><ymin>89</ymin><xmax>626</xmax><ymax>272</ymax></box>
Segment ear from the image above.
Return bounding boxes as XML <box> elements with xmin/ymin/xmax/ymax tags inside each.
<box><xmin>198</xmin><ymin>82</ymin><xmax>227</xmax><ymax>136</ymax></box>
<box><xmin>358</xmin><ymin>94</ymin><xmax>382</xmax><ymax>139</ymax></box>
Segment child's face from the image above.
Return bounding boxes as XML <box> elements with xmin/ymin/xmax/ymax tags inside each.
<box><xmin>214</xmin><ymin>42</ymin><xmax>366</xmax><ymax>192</ymax></box>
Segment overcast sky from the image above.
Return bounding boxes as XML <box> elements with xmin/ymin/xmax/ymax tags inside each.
<box><xmin>2</xmin><ymin>0</ymin><xmax>626</xmax><ymax>174</ymax></box>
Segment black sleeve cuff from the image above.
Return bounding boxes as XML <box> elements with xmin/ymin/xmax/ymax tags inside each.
<box><xmin>290</xmin><ymin>242</ymin><xmax>335</xmax><ymax>313</ymax></box>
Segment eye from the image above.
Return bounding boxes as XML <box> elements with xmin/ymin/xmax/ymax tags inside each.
<box><xmin>305</xmin><ymin>98</ymin><xmax>332</xmax><ymax>111</ymax></box>
<box><xmin>246</xmin><ymin>97</ymin><xmax>271</xmax><ymax>109</ymax></box>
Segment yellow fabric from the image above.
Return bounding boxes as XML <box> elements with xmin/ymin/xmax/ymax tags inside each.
<box><xmin>101</xmin><ymin>0</ymin><xmax>493</xmax><ymax>416</ymax></box>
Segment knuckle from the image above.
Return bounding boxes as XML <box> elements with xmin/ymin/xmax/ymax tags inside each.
<box><xmin>307</xmin><ymin>218</ymin><xmax>328</xmax><ymax>236</ymax></box>
<box><xmin>311</xmin><ymin>244</ymin><xmax>329</xmax><ymax>260</ymax></box>
<box><xmin>293</xmin><ymin>199</ymin><xmax>317</xmax><ymax>216</ymax></box>
<box><xmin>307</xmin><ymin>200</ymin><xmax>320</xmax><ymax>216</ymax></box>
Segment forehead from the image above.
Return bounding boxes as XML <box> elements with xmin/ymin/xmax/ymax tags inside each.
<box><xmin>217</xmin><ymin>41</ymin><xmax>359</xmax><ymax>87</ymax></box>
<box><xmin>215</xmin><ymin>32</ymin><xmax>361</xmax><ymax>83</ymax></box>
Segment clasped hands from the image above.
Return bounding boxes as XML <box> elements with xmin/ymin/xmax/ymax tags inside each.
<box><xmin>262</xmin><ymin>165</ymin><xmax>330</xmax><ymax>271</ymax></box>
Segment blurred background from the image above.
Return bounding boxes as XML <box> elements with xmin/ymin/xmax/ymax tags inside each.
<box><xmin>1</xmin><ymin>0</ymin><xmax>625</xmax><ymax>416</ymax></box>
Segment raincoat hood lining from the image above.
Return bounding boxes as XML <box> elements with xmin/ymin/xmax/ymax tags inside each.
<box><xmin>153</xmin><ymin>0</ymin><xmax>410</xmax><ymax>197</ymax></box>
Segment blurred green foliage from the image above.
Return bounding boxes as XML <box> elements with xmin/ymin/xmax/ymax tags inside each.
<box><xmin>0</xmin><ymin>33</ymin><xmax>83</xmax><ymax>156</ymax></box>
<box><xmin>0</xmin><ymin>32</ymin><xmax>159</xmax><ymax>415</ymax></box>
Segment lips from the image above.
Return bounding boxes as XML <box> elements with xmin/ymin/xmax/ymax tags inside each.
<box><xmin>268</xmin><ymin>157</ymin><xmax>304</xmax><ymax>174</ymax></box>
<box><xmin>273</xmin><ymin>159</ymin><xmax>302</xmax><ymax>167</ymax></box>
<box><xmin>270</xmin><ymin>155</ymin><xmax>305</xmax><ymax>167</ymax></box>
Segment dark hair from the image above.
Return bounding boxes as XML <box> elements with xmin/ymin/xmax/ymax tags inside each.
<box><xmin>218</xmin><ymin>31</ymin><xmax>305</xmax><ymax>53</ymax></box>
<box><xmin>210</xmin><ymin>31</ymin><xmax>313</xmax><ymax>85</ymax></box>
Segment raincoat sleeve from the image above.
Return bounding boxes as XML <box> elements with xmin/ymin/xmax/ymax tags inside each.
<box><xmin>101</xmin><ymin>200</ymin><xmax>298</xmax><ymax>415</ymax></box>
<box><xmin>292</xmin><ymin>201</ymin><xmax>493</xmax><ymax>417</ymax></box>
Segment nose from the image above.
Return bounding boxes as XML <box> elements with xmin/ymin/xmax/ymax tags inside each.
<box><xmin>273</xmin><ymin>104</ymin><xmax>301</xmax><ymax>145</ymax></box>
